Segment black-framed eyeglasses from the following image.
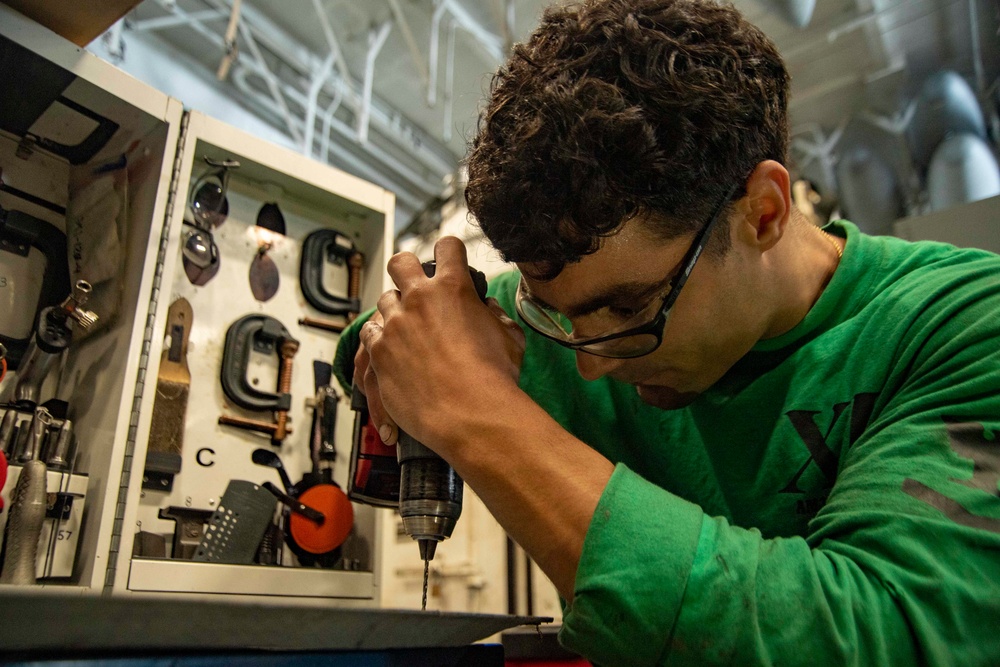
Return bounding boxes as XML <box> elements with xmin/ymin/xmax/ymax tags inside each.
<box><xmin>515</xmin><ymin>183</ymin><xmax>738</xmax><ymax>359</ymax></box>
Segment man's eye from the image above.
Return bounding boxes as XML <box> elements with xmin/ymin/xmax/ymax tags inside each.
<box><xmin>607</xmin><ymin>305</ymin><xmax>643</xmax><ymax>320</ymax></box>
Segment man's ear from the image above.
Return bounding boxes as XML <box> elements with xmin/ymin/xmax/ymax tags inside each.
<box><xmin>739</xmin><ymin>160</ymin><xmax>791</xmax><ymax>253</ymax></box>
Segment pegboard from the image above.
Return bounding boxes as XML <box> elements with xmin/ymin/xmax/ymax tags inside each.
<box><xmin>121</xmin><ymin>112</ymin><xmax>392</xmax><ymax>600</ymax></box>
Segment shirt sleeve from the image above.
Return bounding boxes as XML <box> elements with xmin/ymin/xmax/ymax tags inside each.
<box><xmin>561</xmin><ymin>283</ymin><xmax>1000</xmax><ymax>665</ymax></box>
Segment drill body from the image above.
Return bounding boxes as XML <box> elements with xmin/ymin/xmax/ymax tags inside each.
<box><xmin>347</xmin><ymin>263</ymin><xmax>488</xmax><ymax>573</ymax></box>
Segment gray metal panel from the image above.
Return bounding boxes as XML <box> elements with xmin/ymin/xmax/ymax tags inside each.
<box><xmin>894</xmin><ymin>194</ymin><xmax>1000</xmax><ymax>253</ymax></box>
<box><xmin>0</xmin><ymin>592</ymin><xmax>551</xmax><ymax>652</ymax></box>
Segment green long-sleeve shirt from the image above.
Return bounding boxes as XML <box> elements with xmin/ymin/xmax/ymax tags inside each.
<box><xmin>335</xmin><ymin>221</ymin><xmax>1000</xmax><ymax>665</ymax></box>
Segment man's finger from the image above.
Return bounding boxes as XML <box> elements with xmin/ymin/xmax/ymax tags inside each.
<box><xmin>386</xmin><ymin>251</ymin><xmax>426</xmax><ymax>293</ymax></box>
<box><xmin>376</xmin><ymin>289</ymin><xmax>402</xmax><ymax>319</ymax></box>
<box><xmin>362</xmin><ymin>364</ymin><xmax>398</xmax><ymax>446</ymax></box>
<box><xmin>432</xmin><ymin>236</ymin><xmax>470</xmax><ymax>280</ymax></box>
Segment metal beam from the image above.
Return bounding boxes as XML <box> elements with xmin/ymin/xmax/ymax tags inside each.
<box><xmin>131</xmin><ymin>10</ymin><xmax>226</xmax><ymax>32</ymax></box>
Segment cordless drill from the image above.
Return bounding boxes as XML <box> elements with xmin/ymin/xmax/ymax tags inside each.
<box><xmin>348</xmin><ymin>262</ymin><xmax>488</xmax><ymax>608</ymax></box>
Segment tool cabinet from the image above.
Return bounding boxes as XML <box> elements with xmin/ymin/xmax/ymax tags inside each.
<box><xmin>0</xmin><ymin>5</ymin><xmax>390</xmax><ymax>603</ymax></box>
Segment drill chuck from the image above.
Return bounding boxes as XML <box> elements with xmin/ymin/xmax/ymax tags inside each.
<box><xmin>397</xmin><ymin>435</ymin><xmax>463</xmax><ymax>562</ymax></box>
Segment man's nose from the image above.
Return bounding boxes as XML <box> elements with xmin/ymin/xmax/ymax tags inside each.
<box><xmin>575</xmin><ymin>350</ymin><xmax>626</xmax><ymax>381</ymax></box>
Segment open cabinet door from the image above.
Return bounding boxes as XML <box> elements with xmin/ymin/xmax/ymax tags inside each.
<box><xmin>0</xmin><ymin>3</ymin><xmax>183</xmax><ymax>592</ymax></box>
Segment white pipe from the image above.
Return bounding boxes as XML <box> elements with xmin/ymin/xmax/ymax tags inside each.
<box><xmin>237</xmin><ymin>19</ymin><xmax>303</xmax><ymax>144</ymax></box>
<box><xmin>305</xmin><ymin>52</ymin><xmax>336</xmax><ymax>156</ymax></box>
<box><xmin>236</xmin><ymin>66</ymin><xmax>444</xmax><ymax>194</ymax></box>
<box><xmin>198</xmin><ymin>0</ymin><xmax>455</xmax><ymax>176</ymax></box>
<box><xmin>320</xmin><ymin>87</ymin><xmax>344</xmax><ymax>163</ymax></box>
<box><xmin>969</xmin><ymin>0</ymin><xmax>985</xmax><ymax>94</ymax></box>
<box><xmin>440</xmin><ymin>0</ymin><xmax>504</xmax><ymax>61</ymax></box>
<box><xmin>428</xmin><ymin>0</ymin><xmax>450</xmax><ymax>108</ymax></box>
<box><xmin>146</xmin><ymin>0</ymin><xmax>457</xmax><ymax>179</ymax></box>
<box><xmin>359</xmin><ymin>21</ymin><xmax>393</xmax><ymax>144</ymax></box>
<box><xmin>387</xmin><ymin>0</ymin><xmax>430</xmax><ymax>88</ymax></box>
<box><xmin>443</xmin><ymin>20</ymin><xmax>456</xmax><ymax>143</ymax></box>
<box><xmin>311</xmin><ymin>0</ymin><xmax>354</xmax><ymax>92</ymax></box>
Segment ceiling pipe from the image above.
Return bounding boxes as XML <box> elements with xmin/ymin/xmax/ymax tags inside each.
<box><xmin>311</xmin><ymin>0</ymin><xmax>354</xmax><ymax>98</ymax></box>
<box><xmin>236</xmin><ymin>17</ymin><xmax>302</xmax><ymax>144</ymax></box>
<box><xmin>443</xmin><ymin>20</ymin><xmax>457</xmax><ymax>143</ymax></box>
<box><xmin>387</xmin><ymin>0</ymin><xmax>430</xmax><ymax>89</ymax></box>
<box><xmin>359</xmin><ymin>20</ymin><xmax>393</xmax><ymax>144</ymax></box>
<box><xmin>304</xmin><ymin>52</ymin><xmax>337</xmax><ymax>157</ymax></box>
<box><xmin>136</xmin><ymin>0</ymin><xmax>456</xmax><ymax>213</ymax></box>
<box><xmin>428</xmin><ymin>0</ymin><xmax>450</xmax><ymax>108</ymax></box>
<box><xmin>758</xmin><ymin>0</ymin><xmax>816</xmax><ymax>29</ymax></box>
<box><xmin>201</xmin><ymin>0</ymin><xmax>456</xmax><ymax>176</ymax></box>
<box><xmin>231</xmin><ymin>68</ymin><xmax>424</xmax><ymax>212</ymax></box>
<box><xmin>233</xmin><ymin>65</ymin><xmax>447</xmax><ymax>195</ymax></box>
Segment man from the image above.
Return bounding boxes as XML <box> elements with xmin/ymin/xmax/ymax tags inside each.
<box><xmin>339</xmin><ymin>0</ymin><xmax>1000</xmax><ymax>663</ymax></box>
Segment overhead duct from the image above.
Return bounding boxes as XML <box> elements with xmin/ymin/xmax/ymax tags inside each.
<box><xmin>907</xmin><ymin>71</ymin><xmax>987</xmax><ymax>176</ymax></box>
<box><xmin>835</xmin><ymin>144</ymin><xmax>905</xmax><ymax>236</ymax></box>
<box><xmin>758</xmin><ymin>0</ymin><xmax>815</xmax><ymax>29</ymax></box>
<box><xmin>927</xmin><ymin>133</ymin><xmax>1000</xmax><ymax>212</ymax></box>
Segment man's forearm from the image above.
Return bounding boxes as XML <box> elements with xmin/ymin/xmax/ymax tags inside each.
<box><xmin>438</xmin><ymin>385</ymin><xmax>615</xmax><ymax>602</ymax></box>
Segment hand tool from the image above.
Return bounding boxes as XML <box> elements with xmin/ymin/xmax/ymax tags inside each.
<box><xmin>251</xmin><ymin>448</ymin><xmax>295</xmax><ymax>493</ymax></box>
<box><xmin>255</xmin><ymin>521</ymin><xmax>282</xmax><ymax>565</ymax></box>
<box><xmin>12</xmin><ymin>280</ymin><xmax>98</xmax><ymax>406</ymax></box>
<box><xmin>261</xmin><ymin>482</ymin><xmax>325</xmax><ymax>524</ymax></box>
<box><xmin>0</xmin><ymin>410</ymin><xmax>17</xmax><ymax>457</ymax></box>
<box><xmin>218</xmin><ymin>314</ymin><xmax>298</xmax><ymax>446</ymax></box>
<box><xmin>181</xmin><ymin>224</ymin><xmax>221</xmax><ymax>286</ymax></box>
<box><xmin>189</xmin><ymin>157</ymin><xmax>239</xmax><ymax>229</ymax></box>
<box><xmin>252</xmin><ymin>445</ymin><xmax>352</xmax><ymax>568</ymax></box>
<box><xmin>158</xmin><ymin>506</ymin><xmax>215</xmax><ymax>560</ymax></box>
<box><xmin>348</xmin><ymin>262</ymin><xmax>488</xmax><ymax>609</ymax></box>
<box><xmin>249</xmin><ymin>242</ymin><xmax>280</xmax><ymax>302</ymax></box>
<box><xmin>14</xmin><ymin>406</ymin><xmax>51</xmax><ymax>464</ymax></box>
<box><xmin>192</xmin><ymin>480</ymin><xmax>277</xmax><ymax>565</ymax></box>
<box><xmin>0</xmin><ymin>342</ymin><xmax>7</xmax><ymax>382</ymax></box>
<box><xmin>249</xmin><ymin>203</ymin><xmax>285</xmax><ymax>302</ymax></box>
<box><xmin>44</xmin><ymin>417</ymin><xmax>73</xmax><ymax>472</ymax></box>
<box><xmin>299</xmin><ymin>229</ymin><xmax>363</xmax><ymax>318</ymax></box>
<box><xmin>143</xmin><ymin>298</ymin><xmax>193</xmax><ymax>492</ymax></box>
<box><xmin>0</xmin><ymin>460</ymin><xmax>47</xmax><ymax>585</ymax></box>
<box><xmin>0</xmin><ymin>206</ymin><xmax>71</xmax><ymax>370</ymax></box>
<box><xmin>298</xmin><ymin>317</ymin><xmax>346</xmax><ymax>334</ymax></box>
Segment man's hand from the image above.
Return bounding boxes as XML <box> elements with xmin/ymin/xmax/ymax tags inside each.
<box><xmin>353</xmin><ymin>237</ymin><xmax>525</xmax><ymax>455</ymax></box>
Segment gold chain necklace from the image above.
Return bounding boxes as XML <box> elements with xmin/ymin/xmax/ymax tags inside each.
<box><xmin>815</xmin><ymin>224</ymin><xmax>843</xmax><ymax>260</ymax></box>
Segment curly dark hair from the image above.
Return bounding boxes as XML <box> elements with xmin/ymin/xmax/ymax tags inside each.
<box><xmin>465</xmin><ymin>0</ymin><xmax>790</xmax><ymax>278</ymax></box>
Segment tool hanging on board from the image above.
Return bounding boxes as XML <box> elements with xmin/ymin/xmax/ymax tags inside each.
<box><xmin>0</xmin><ymin>459</ymin><xmax>46</xmax><ymax>585</ymax></box>
<box><xmin>143</xmin><ymin>298</ymin><xmax>193</xmax><ymax>492</ymax></box>
<box><xmin>192</xmin><ymin>480</ymin><xmax>277</xmax><ymax>565</ymax></box>
<box><xmin>218</xmin><ymin>314</ymin><xmax>298</xmax><ymax>446</ymax></box>
<box><xmin>249</xmin><ymin>203</ymin><xmax>285</xmax><ymax>303</ymax></box>
<box><xmin>252</xmin><ymin>440</ymin><xmax>353</xmax><ymax>568</ymax></box>
<box><xmin>183</xmin><ymin>158</ymin><xmax>239</xmax><ymax>287</ymax></box>
<box><xmin>348</xmin><ymin>262</ymin><xmax>488</xmax><ymax>609</ymax></box>
<box><xmin>0</xmin><ymin>342</ymin><xmax>7</xmax><ymax>383</ymax></box>
<box><xmin>12</xmin><ymin>281</ymin><xmax>98</xmax><ymax>407</ymax></box>
<box><xmin>0</xmin><ymin>204</ymin><xmax>71</xmax><ymax>370</ymax></box>
<box><xmin>299</xmin><ymin>229</ymin><xmax>363</xmax><ymax>320</ymax></box>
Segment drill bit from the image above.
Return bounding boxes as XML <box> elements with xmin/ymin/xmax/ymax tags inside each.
<box><xmin>421</xmin><ymin>559</ymin><xmax>430</xmax><ymax>611</ymax></box>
